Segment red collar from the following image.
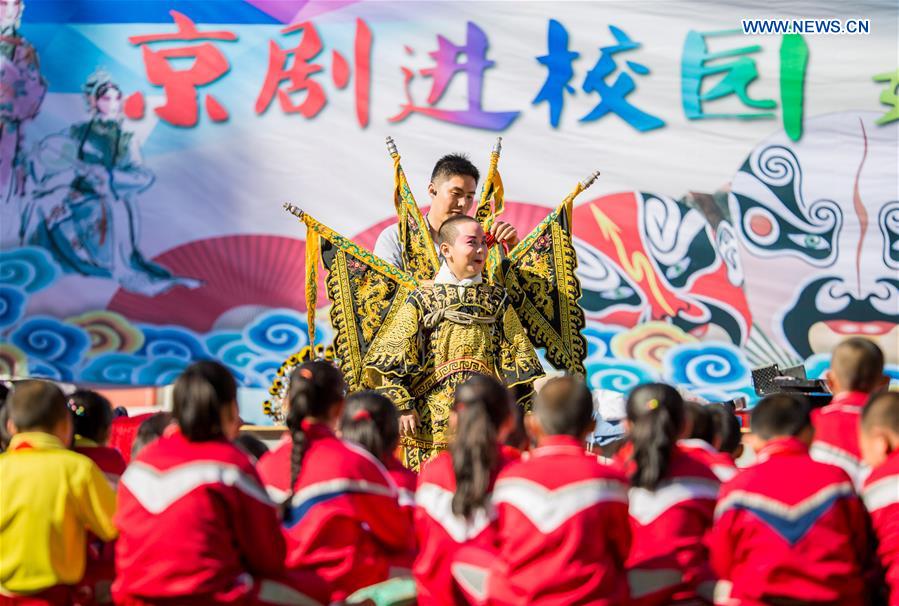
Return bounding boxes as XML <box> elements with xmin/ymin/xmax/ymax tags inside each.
<box><xmin>532</xmin><ymin>434</ymin><xmax>586</xmax><ymax>455</ymax></box>
<box><xmin>757</xmin><ymin>436</ymin><xmax>808</xmax><ymax>462</ymax></box>
<box><xmin>829</xmin><ymin>391</ymin><xmax>870</xmax><ymax>408</ymax></box>
<box><xmin>300</xmin><ymin>419</ymin><xmax>335</xmax><ymax>440</ymax></box>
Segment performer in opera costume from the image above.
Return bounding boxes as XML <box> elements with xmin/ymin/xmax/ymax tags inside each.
<box><xmin>0</xmin><ymin>0</ymin><xmax>46</xmax><ymax>246</ymax></box>
<box><xmin>266</xmin><ymin>138</ymin><xmax>598</xmax><ymax>469</ymax></box>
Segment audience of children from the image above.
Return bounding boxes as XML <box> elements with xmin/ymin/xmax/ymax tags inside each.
<box><xmin>113</xmin><ymin>361</ymin><xmax>323</xmax><ymax>606</ymax></box>
<box><xmin>710</xmin><ymin>392</ymin><xmax>870</xmax><ymax>605</ymax></box>
<box><xmin>2</xmin><ymin>335</ymin><xmax>898</xmax><ymax>606</ymax></box>
<box><xmin>256</xmin><ymin>362</ymin><xmax>413</xmax><ymax>603</ymax></box>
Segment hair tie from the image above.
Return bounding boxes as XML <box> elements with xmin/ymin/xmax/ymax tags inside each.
<box><xmin>67</xmin><ymin>400</ymin><xmax>86</xmax><ymax>416</ymax></box>
<box><xmin>646</xmin><ymin>398</ymin><xmax>660</xmax><ymax>411</ymax></box>
<box><xmin>352</xmin><ymin>409</ymin><xmax>372</xmax><ymax>422</ymax></box>
<box><xmin>298</xmin><ymin>367</ymin><xmax>313</xmax><ymax>380</ymax></box>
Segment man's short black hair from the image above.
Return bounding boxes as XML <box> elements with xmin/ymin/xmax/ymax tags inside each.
<box><xmin>430</xmin><ymin>153</ymin><xmax>480</xmax><ymax>185</ymax></box>
<box><xmin>9</xmin><ymin>380</ymin><xmax>69</xmax><ymax>432</ymax></box>
<box><xmin>750</xmin><ymin>393</ymin><xmax>811</xmax><ymax>440</ymax></box>
<box><xmin>437</xmin><ymin>214</ymin><xmax>481</xmax><ymax>246</ymax></box>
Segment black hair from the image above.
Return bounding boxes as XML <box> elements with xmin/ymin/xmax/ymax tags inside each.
<box><xmin>235</xmin><ymin>433</ymin><xmax>269</xmax><ymax>462</ymax></box>
<box><xmin>94</xmin><ymin>81</ymin><xmax>122</xmax><ymax>101</ymax></box>
<box><xmin>709</xmin><ymin>403</ymin><xmax>742</xmax><ymax>455</ymax></box>
<box><xmin>861</xmin><ymin>391</ymin><xmax>899</xmax><ymax>434</ymax></box>
<box><xmin>450</xmin><ymin>374</ymin><xmax>512</xmax><ymax>518</ymax></box>
<box><xmin>683</xmin><ymin>400</ymin><xmax>715</xmax><ymax>444</ymax></box>
<box><xmin>534</xmin><ymin>376</ymin><xmax>594</xmax><ymax>437</ymax></box>
<box><xmin>0</xmin><ymin>404</ymin><xmax>12</xmax><ymax>452</ymax></box>
<box><xmin>626</xmin><ymin>383</ymin><xmax>685</xmax><ymax>490</ymax></box>
<box><xmin>430</xmin><ymin>153</ymin><xmax>480</xmax><ymax>185</ymax></box>
<box><xmin>0</xmin><ymin>383</ymin><xmax>9</xmax><ymax>452</ymax></box>
<box><xmin>750</xmin><ymin>393</ymin><xmax>811</xmax><ymax>440</ymax></box>
<box><xmin>172</xmin><ymin>361</ymin><xmax>237</xmax><ymax>442</ymax></box>
<box><xmin>131</xmin><ymin>412</ymin><xmax>173</xmax><ymax>459</ymax></box>
<box><xmin>831</xmin><ymin>337</ymin><xmax>885</xmax><ymax>392</ymax></box>
<box><xmin>436</xmin><ymin>213</ymin><xmax>481</xmax><ymax>246</ymax></box>
<box><xmin>9</xmin><ymin>380</ymin><xmax>68</xmax><ymax>433</ymax></box>
<box><xmin>340</xmin><ymin>390</ymin><xmax>399</xmax><ymax>461</ymax></box>
<box><xmin>284</xmin><ymin>362</ymin><xmax>346</xmax><ymax>512</ymax></box>
<box><xmin>68</xmin><ymin>389</ymin><xmax>114</xmax><ymax>444</ymax></box>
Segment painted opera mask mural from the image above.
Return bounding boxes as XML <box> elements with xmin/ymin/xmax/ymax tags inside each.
<box><xmin>572</xmin><ymin>191</ymin><xmax>751</xmax><ymax>346</ymax></box>
<box><xmin>729</xmin><ymin>111</ymin><xmax>899</xmax><ymax>365</ymax></box>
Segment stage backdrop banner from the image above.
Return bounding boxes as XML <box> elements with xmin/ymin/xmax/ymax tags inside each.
<box><xmin>1</xmin><ymin>0</ymin><xmax>897</xmax><ymax>422</ymax></box>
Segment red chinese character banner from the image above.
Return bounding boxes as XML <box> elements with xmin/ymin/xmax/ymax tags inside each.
<box><xmin>0</xmin><ymin>1</ymin><xmax>896</xmax><ymax>422</ymax></box>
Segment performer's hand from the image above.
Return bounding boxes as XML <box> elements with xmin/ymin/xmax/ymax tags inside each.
<box><xmin>399</xmin><ymin>412</ymin><xmax>419</xmax><ymax>436</ymax></box>
<box><xmin>490</xmin><ymin>221</ymin><xmax>519</xmax><ymax>249</ymax></box>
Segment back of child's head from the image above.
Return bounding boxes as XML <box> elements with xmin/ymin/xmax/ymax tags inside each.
<box><xmin>0</xmin><ymin>402</ymin><xmax>11</xmax><ymax>453</ymax></box>
<box><xmin>437</xmin><ymin>214</ymin><xmax>480</xmax><ymax>246</ymax></box>
<box><xmin>283</xmin><ymin>361</ymin><xmax>346</xmax><ymax>507</ymax></box>
<box><xmin>451</xmin><ymin>374</ymin><xmax>512</xmax><ymax>518</ymax></box>
<box><xmin>626</xmin><ymin>383</ymin><xmax>684</xmax><ymax>490</ymax></box>
<box><xmin>430</xmin><ymin>153</ymin><xmax>479</xmax><ymax>185</ymax></box>
<box><xmin>861</xmin><ymin>391</ymin><xmax>899</xmax><ymax>436</ymax></box>
<box><xmin>750</xmin><ymin>393</ymin><xmax>811</xmax><ymax>440</ymax></box>
<box><xmin>0</xmin><ymin>383</ymin><xmax>10</xmax><ymax>452</ymax></box>
<box><xmin>9</xmin><ymin>380</ymin><xmax>68</xmax><ymax>433</ymax></box>
<box><xmin>860</xmin><ymin>391</ymin><xmax>899</xmax><ymax>468</ymax></box>
<box><xmin>235</xmin><ymin>433</ymin><xmax>269</xmax><ymax>463</ymax></box>
<box><xmin>340</xmin><ymin>390</ymin><xmax>399</xmax><ymax>461</ymax></box>
<box><xmin>683</xmin><ymin>400</ymin><xmax>715</xmax><ymax>443</ymax></box>
<box><xmin>131</xmin><ymin>412</ymin><xmax>173</xmax><ymax>458</ymax></box>
<box><xmin>68</xmin><ymin>389</ymin><xmax>113</xmax><ymax>444</ymax></box>
<box><xmin>173</xmin><ymin>360</ymin><xmax>237</xmax><ymax>442</ymax></box>
<box><xmin>534</xmin><ymin>376</ymin><xmax>594</xmax><ymax>438</ymax></box>
<box><xmin>709</xmin><ymin>403</ymin><xmax>743</xmax><ymax>456</ymax></box>
<box><xmin>829</xmin><ymin>337</ymin><xmax>885</xmax><ymax>393</ymax></box>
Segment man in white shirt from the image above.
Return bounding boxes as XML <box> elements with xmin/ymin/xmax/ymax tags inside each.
<box><xmin>372</xmin><ymin>153</ymin><xmax>520</xmax><ymax>269</ymax></box>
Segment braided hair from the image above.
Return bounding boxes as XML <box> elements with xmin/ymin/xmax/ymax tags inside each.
<box><xmin>283</xmin><ymin>361</ymin><xmax>346</xmax><ymax>516</ymax></box>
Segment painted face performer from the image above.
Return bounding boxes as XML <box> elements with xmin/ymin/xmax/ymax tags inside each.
<box><xmin>268</xmin><ymin>138</ymin><xmax>595</xmax><ymax>469</ymax></box>
<box><xmin>24</xmin><ymin>69</ymin><xmax>200</xmax><ymax>296</ymax></box>
<box><xmin>0</xmin><ymin>0</ymin><xmax>46</xmax><ymax>241</ymax></box>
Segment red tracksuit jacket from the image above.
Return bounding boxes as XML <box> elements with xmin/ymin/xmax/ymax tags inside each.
<box><xmin>679</xmin><ymin>439</ymin><xmax>738</xmax><ymax>482</ymax></box>
<box><xmin>112</xmin><ymin>427</ymin><xmax>296</xmax><ymax>604</ymax></box>
<box><xmin>625</xmin><ymin>444</ymin><xmax>720</xmax><ymax>606</ymax></box>
<box><xmin>487</xmin><ymin>435</ymin><xmax>631</xmax><ymax>606</ymax></box>
<box><xmin>710</xmin><ymin>437</ymin><xmax>868</xmax><ymax>606</ymax></box>
<box><xmin>257</xmin><ymin>422</ymin><xmax>413</xmax><ymax>602</ymax></box>
<box><xmin>414</xmin><ymin>448</ymin><xmax>515</xmax><ymax>606</ymax></box>
<box><xmin>811</xmin><ymin>391</ymin><xmax>871</xmax><ymax>487</ymax></box>
<box><xmin>384</xmin><ymin>453</ymin><xmax>418</xmax><ymax>571</ymax></box>
<box><xmin>862</xmin><ymin>449</ymin><xmax>899</xmax><ymax>606</ymax></box>
<box><xmin>384</xmin><ymin>453</ymin><xmax>417</xmax><ymax>510</ymax></box>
